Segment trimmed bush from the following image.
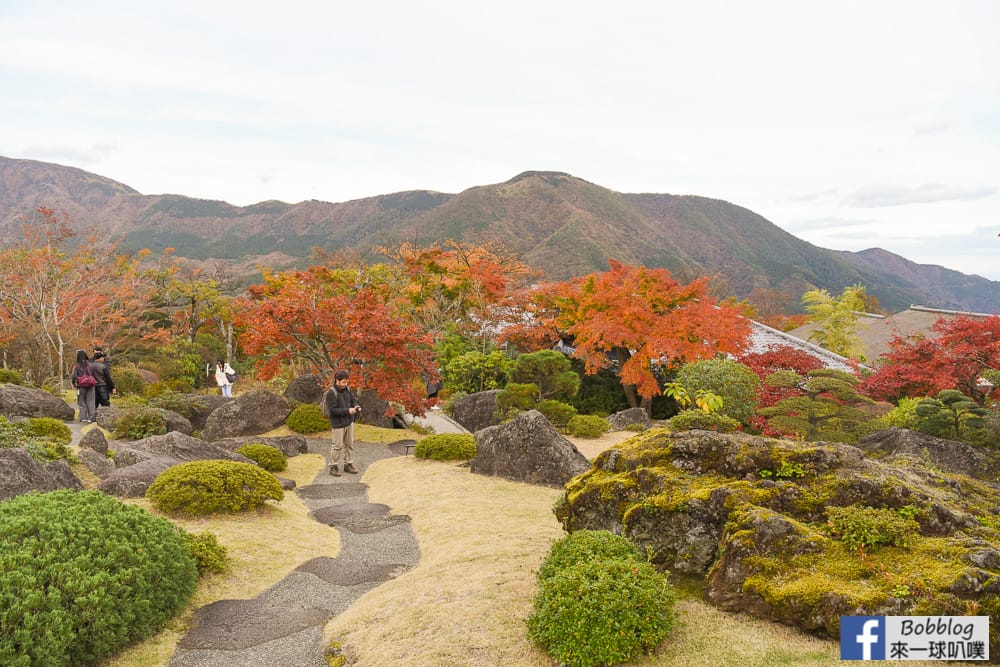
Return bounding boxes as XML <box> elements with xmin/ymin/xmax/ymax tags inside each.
<box><xmin>666</xmin><ymin>409</ymin><xmax>740</xmax><ymax>433</ymax></box>
<box><xmin>111</xmin><ymin>362</ymin><xmax>146</xmax><ymax>396</ymax></box>
<box><xmin>286</xmin><ymin>403</ymin><xmax>330</xmax><ymax>434</ymax></box>
<box><xmin>566</xmin><ymin>414</ymin><xmax>609</xmax><ymax>438</ymax></box>
<box><xmin>414</xmin><ymin>433</ymin><xmax>476</xmax><ymax>461</ymax></box>
<box><xmin>0</xmin><ymin>368</ymin><xmax>24</xmax><ymax>385</ymax></box>
<box><xmin>236</xmin><ymin>443</ymin><xmax>288</xmax><ymax>472</ymax></box>
<box><xmin>146</xmin><ymin>460</ymin><xmax>284</xmax><ymax>515</ymax></box>
<box><xmin>0</xmin><ymin>490</ymin><xmax>198</xmax><ymax>666</ymax></box>
<box><xmin>112</xmin><ymin>407</ymin><xmax>168</xmax><ymax>440</ymax></box>
<box><xmin>0</xmin><ymin>416</ymin><xmax>74</xmax><ymax>463</ymax></box>
<box><xmin>149</xmin><ymin>391</ymin><xmax>207</xmax><ymax>420</ymax></box>
<box><xmin>496</xmin><ymin>382</ymin><xmax>539</xmax><ymax>413</ymax></box>
<box><xmin>537</xmin><ymin>399</ymin><xmax>577</xmax><ymax>429</ymax></box>
<box><xmin>527</xmin><ymin>558</ymin><xmax>677</xmax><ymax>666</ymax></box>
<box><xmin>183</xmin><ymin>530</ymin><xmax>230</xmax><ymax>575</ymax></box>
<box><xmin>21</xmin><ymin>417</ymin><xmax>72</xmax><ymax>444</ymax></box>
<box><xmin>537</xmin><ymin>529</ymin><xmax>644</xmax><ymax>581</ymax></box>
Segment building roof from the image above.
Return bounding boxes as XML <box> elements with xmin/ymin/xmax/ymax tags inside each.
<box><xmin>747</xmin><ymin>320</ymin><xmax>859</xmax><ymax>372</ymax></box>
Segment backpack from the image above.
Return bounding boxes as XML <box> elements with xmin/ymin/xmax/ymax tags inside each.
<box><xmin>320</xmin><ymin>388</ymin><xmax>334</xmax><ymax>418</ymax></box>
<box><xmin>76</xmin><ymin>364</ymin><xmax>96</xmax><ymax>388</ymax></box>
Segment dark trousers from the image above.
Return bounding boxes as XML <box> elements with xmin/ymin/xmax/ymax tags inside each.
<box><xmin>95</xmin><ymin>385</ymin><xmax>111</xmax><ymax>407</ymax></box>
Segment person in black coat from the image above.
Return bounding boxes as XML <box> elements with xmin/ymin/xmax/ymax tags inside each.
<box><xmin>324</xmin><ymin>369</ymin><xmax>361</xmax><ymax>476</ymax></box>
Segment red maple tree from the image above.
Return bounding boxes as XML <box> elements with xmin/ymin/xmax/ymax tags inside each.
<box><xmin>736</xmin><ymin>346</ymin><xmax>826</xmax><ymax>408</ymax></box>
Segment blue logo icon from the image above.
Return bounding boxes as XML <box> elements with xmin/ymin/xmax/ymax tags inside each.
<box><xmin>841</xmin><ymin>616</ymin><xmax>886</xmax><ymax>660</ymax></box>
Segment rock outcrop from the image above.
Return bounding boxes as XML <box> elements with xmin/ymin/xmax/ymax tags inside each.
<box><xmin>607</xmin><ymin>407</ymin><xmax>652</xmax><ymax>431</ymax></box>
<box><xmin>0</xmin><ymin>448</ymin><xmax>83</xmax><ymax>500</ymax></box>
<box><xmin>0</xmin><ymin>383</ymin><xmax>75</xmax><ymax>421</ymax></box>
<box><xmin>451</xmin><ymin>389</ymin><xmax>501</xmax><ymax>434</ymax></box>
<box><xmin>201</xmin><ymin>390</ymin><xmax>293</xmax><ymax>441</ymax></box>
<box><xmin>471</xmin><ymin>410</ymin><xmax>590</xmax><ymax>488</ymax></box>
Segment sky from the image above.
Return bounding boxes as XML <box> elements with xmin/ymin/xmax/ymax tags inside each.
<box><xmin>2</xmin><ymin>1</ymin><xmax>998</xmax><ymax>280</ymax></box>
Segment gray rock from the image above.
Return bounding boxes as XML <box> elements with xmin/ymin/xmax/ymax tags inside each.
<box><xmin>201</xmin><ymin>390</ymin><xmax>293</xmax><ymax>441</ymax></box>
<box><xmin>211</xmin><ymin>435</ymin><xmax>308</xmax><ymax>457</ymax></box>
<box><xmin>356</xmin><ymin>390</ymin><xmax>394</xmax><ymax>428</ymax></box>
<box><xmin>123</xmin><ymin>431</ymin><xmax>254</xmax><ymax>465</ymax></box>
<box><xmin>98</xmin><ymin>456</ymin><xmax>183</xmax><ymax>497</ymax></box>
<box><xmin>78</xmin><ymin>427</ymin><xmax>109</xmax><ymax>454</ymax></box>
<box><xmin>95</xmin><ymin>405</ymin><xmax>194</xmax><ymax>435</ymax></box>
<box><xmin>77</xmin><ymin>448</ymin><xmax>115</xmax><ymax>478</ymax></box>
<box><xmin>856</xmin><ymin>427</ymin><xmax>993</xmax><ymax>479</ymax></box>
<box><xmin>607</xmin><ymin>407</ymin><xmax>651</xmax><ymax>431</ymax></box>
<box><xmin>471</xmin><ymin>410</ymin><xmax>590</xmax><ymax>488</ymax></box>
<box><xmin>0</xmin><ymin>448</ymin><xmax>83</xmax><ymax>501</ymax></box>
<box><xmin>0</xmin><ymin>383</ymin><xmax>75</xmax><ymax>421</ymax></box>
<box><xmin>283</xmin><ymin>374</ymin><xmax>324</xmax><ymax>404</ymax></box>
<box><xmin>451</xmin><ymin>389</ymin><xmax>501</xmax><ymax>433</ymax></box>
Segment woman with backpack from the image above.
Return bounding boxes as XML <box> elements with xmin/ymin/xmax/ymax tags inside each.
<box><xmin>71</xmin><ymin>349</ymin><xmax>97</xmax><ymax>422</ymax></box>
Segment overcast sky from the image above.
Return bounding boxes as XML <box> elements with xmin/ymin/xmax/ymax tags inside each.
<box><xmin>2</xmin><ymin>1</ymin><xmax>998</xmax><ymax>280</ymax></box>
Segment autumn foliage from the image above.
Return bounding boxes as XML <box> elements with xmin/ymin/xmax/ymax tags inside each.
<box><xmin>737</xmin><ymin>346</ymin><xmax>826</xmax><ymax>408</ymax></box>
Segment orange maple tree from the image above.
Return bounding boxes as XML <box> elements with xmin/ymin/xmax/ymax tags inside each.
<box><xmin>517</xmin><ymin>260</ymin><xmax>752</xmax><ymax>407</ymax></box>
<box><xmin>234</xmin><ymin>265</ymin><xmax>435</xmax><ymax>414</ymax></box>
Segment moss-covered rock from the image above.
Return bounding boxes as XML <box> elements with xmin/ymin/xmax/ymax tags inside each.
<box><xmin>557</xmin><ymin>427</ymin><xmax>1000</xmax><ymax>653</ymax></box>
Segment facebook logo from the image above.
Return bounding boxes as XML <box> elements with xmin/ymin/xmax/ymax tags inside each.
<box><xmin>842</xmin><ymin>616</ymin><xmax>885</xmax><ymax>660</ymax></box>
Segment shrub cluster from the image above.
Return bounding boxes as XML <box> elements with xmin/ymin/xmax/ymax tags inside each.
<box><xmin>414</xmin><ymin>433</ymin><xmax>476</xmax><ymax>461</ymax></box>
<box><xmin>536</xmin><ymin>399</ymin><xmax>577</xmax><ymax>429</ymax></box>
<box><xmin>110</xmin><ymin>362</ymin><xmax>147</xmax><ymax>396</ymax></box>
<box><xmin>112</xmin><ymin>407</ymin><xmax>168</xmax><ymax>440</ymax></box>
<box><xmin>826</xmin><ymin>505</ymin><xmax>920</xmax><ymax>555</ymax></box>
<box><xmin>0</xmin><ymin>416</ymin><xmax>74</xmax><ymax>463</ymax></box>
<box><xmin>286</xmin><ymin>403</ymin><xmax>330</xmax><ymax>434</ymax></box>
<box><xmin>0</xmin><ymin>490</ymin><xmax>198</xmax><ymax>666</ymax></box>
<box><xmin>566</xmin><ymin>414</ymin><xmax>609</xmax><ymax>438</ymax></box>
<box><xmin>527</xmin><ymin>530</ymin><xmax>677</xmax><ymax>666</ymax></box>
<box><xmin>146</xmin><ymin>460</ymin><xmax>284</xmax><ymax>515</ymax></box>
<box><xmin>183</xmin><ymin>530</ymin><xmax>230</xmax><ymax>575</ymax></box>
<box><xmin>236</xmin><ymin>443</ymin><xmax>288</xmax><ymax>472</ymax></box>
<box><xmin>666</xmin><ymin>409</ymin><xmax>740</xmax><ymax>433</ymax></box>
<box><xmin>0</xmin><ymin>368</ymin><xmax>24</xmax><ymax>385</ymax></box>
<box><xmin>149</xmin><ymin>390</ymin><xmax>207</xmax><ymax>420</ymax></box>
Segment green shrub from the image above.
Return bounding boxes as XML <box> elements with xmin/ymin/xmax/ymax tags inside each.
<box><xmin>527</xmin><ymin>558</ymin><xmax>677</xmax><ymax>666</ymax></box>
<box><xmin>826</xmin><ymin>505</ymin><xmax>920</xmax><ymax>555</ymax></box>
<box><xmin>21</xmin><ymin>417</ymin><xmax>72</xmax><ymax>444</ymax></box>
<box><xmin>666</xmin><ymin>409</ymin><xmax>740</xmax><ymax>433</ymax></box>
<box><xmin>0</xmin><ymin>368</ymin><xmax>24</xmax><ymax>385</ymax></box>
<box><xmin>111</xmin><ymin>362</ymin><xmax>147</xmax><ymax>396</ymax></box>
<box><xmin>537</xmin><ymin>399</ymin><xmax>577</xmax><ymax>429</ymax></box>
<box><xmin>537</xmin><ymin>530</ymin><xmax>644</xmax><ymax>581</ymax></box>
<box><xmin>149</xmin><ymin>390</ymin><xmax>207</xmax><ymax>420</ymax></box>
<box><xmin>183</xmin><ymin>530</ymin><xmax>230</xmax><ymax>575</ymax></box>
<box><xmin>236</xmin><ymin>443</ymin><xmax>288</xmax><ymax>472</ymax></box>
<box><xmin>414</xmin><ymin>433</ymin><xmax>476</xmax><ymax>461</ymax></box>
<box><xmin>674</xmin><ymin>358</ymin><xmax>761</xmax><ymax>424</ymax></box>
<box><xmin>496</xmin><ymin>382</ymin><xmax>539</xmax><ymax>415</ymax></box>
<box><xmin>0</xmin><ymin>416</ymin><xmax>74</xmax><ymax>463</ymax></box>
<box><xmin>0</xmin><ymin>490</ymin><xmax>197</xmax><ymax>666</ymax></box>
<box><xmin>566</xmin><ymin>414</ymin><xmax>609</xmax><ymax>438</ymax></box>
<box><xmin>286</xmin><ymin>403</ymin><xmax>330</xmax><ymax>434</ymax></box>
<box><xmin>113</xmin><ymin>407</ymin><xmax>168</xmax><ymax>440</ymax></box>
<box><xmin>146</xmin><ymin>460</ymin><xmax>284</xmax><ymax>515</ymax></box>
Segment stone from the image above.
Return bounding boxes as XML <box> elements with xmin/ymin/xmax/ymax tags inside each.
<box><xmin>119</xmin><ymin>431</ymin><xmax>254</xmax><ymax>465</ymax></box>
<box><xmin>856</xmin><ymin>427</ymin><xmax>993</xmax><ymax>479</ymax></box>
<box><xmin>210</xmin><ymin>434</ymin><xmax>308</xmax><ymax>457</ymax></box>
<box><xmin>78</xmin><ymin>427</ymin><xmax>109</xmax><ymax>454</ymax></box>
<box><xmin>201</xmin><ymin>389</ymin><xmax>293</xmax><ymax>441</ymax></box>
<box><xmin>77</xmin><ymin>448</ymin><xmax>115</xmax><ymax>478</ymax></box>
<box><xmin>470</xmin><ymin>410</ymin><xmax>590</xmax><ymax>488</ymax></box>
<box><xmin>356</xmin><ymin>390</ymin><xmax>394</xmax><ymax>429</ymax></box>
<box><xmin>283</xmin><ymin>374</ymin><xmax>324</xmax><ymax>404</ymax></box>
<box><xmin>607</xmin><ymin>406</ymin><xmax>652</xmax><ymax>431</ymax></box>
<box><xmin>0</xmin><ymin>448</ymin><xmax>83</xmax><ymax>501</ymax></box>
<box><xmin>95</xmin><ymin>405</ymin><xmax>194</xmax><ymax>435</ymax></box>
<box><xmin>451</xmin><ymin>389</ymin><xmax>501</xmax><ymax>434</ymax></box>
<box><xmin>0</xmin><ymin>383</ymin><xmax>75</xmax><ymax>421</ymax></box>
<box><xmin>98</xmin><ymin>456</ymin><xmax>183</xmax><ymax>498</ymax></box>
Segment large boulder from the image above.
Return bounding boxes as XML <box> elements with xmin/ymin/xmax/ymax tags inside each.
<box><xmin>0</xmin><ymin>448</ymin><xmax>83</xmax><ymax>500</ymax></box>
<box><xmin>284</xmin><ymin>374</ymin><xmax>324</xmax><ymax>404</ymax></box>
<box><xmin>95</xmin><ymin>405</ymin><xmax>193</xmax><ymax>435</ymax></box>
<box><xmin>356</xmin><ymin>390</ymin><xmax>394</xmax><ymax>428</ymax></box>
<box><xmin>78</xmin><ymin>427</ymin><xmax>109</xmax><ymax>455</ymax></box>
<box><xmin>184</xmin><ymin>394</ymin><xmax>230</xmax><ymax>431</ymax></box>
<box><xmin>116</xmin><ymin>431</ymin><xmax>253</xmax><ymax>465</ymax></box>
<box><xmin>77</xmin><ymin>448</ymin><xmax>115</xmax><ymax>479</ymax></box>
<box><xmin>99</xmin><ymin>456</ymin><xmax>183</xmax><ymax>498</ymax></box>
<box><xmin>451</xmin><ymin>389</ymin><xmax>501</xmax><ymax>434</ymax></box>
<box><xmin>856</xmin><ymin>427</ymin><xmax>995</xmax><ymax>479</ymax></box>
<box><xmin>210</xmin><ymin>434</ymin><xmax>309</xmax><ymax>457</ymax></box>
<box><xmin>201</xmin><ymin>390</ymin><xmax>293</xmax><ymax>441</ymax></box>
<box><xmin>0</xmin><ymin>383</ymin><xmax>75</xmax><ymax>421</ymax></box>
<box><xmin>607</xmin><ymin>407</ymin><xmax>652</xmax><ymax>431</ymax></box>
<box><xmin>470</xmin><ymin>410</ymin><xmax>590</xmax><ymax>488</ymax></box>
<box><xmin>558</xmin><ymin>427</ymin><xmax>1000</xmax><ymax>651</ymax></box>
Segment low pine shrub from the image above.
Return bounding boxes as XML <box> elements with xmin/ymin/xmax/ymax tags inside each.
<box><xmin>150</xmin><ymin>390</ymin><xmax>207</xmax><ymax>420</ymax></box>
<box><xmin>666</xmin><ymin>409</ymin><xmax>740</xmax><ymax>433</ymax></box>
<box><xmin>112</xmin><ymin>407</ymin><xmax>168</xmax><ymax>440</ymax></box>
<box><xmin>146</xmin><ymin>460</ymin><xmax>284</xmax><ymax>515</ymax></box>
<box><xmin>183</xmin><ymin>530</ymin><xmax>230</xmax><ymax>575</ymax></box>
<box><xmin>111</xmin><ymin>362</ymin><xmax>147</xmax><ymax>396</ymax></box>
<box><xmin>21</xmin><ymin>417</ymin><xmax>72</xmax><ymax>444</ymax></box>
<box><xmin>0</xmin><ymin>368</ymin><xmax>24</xmax><ymax>385</ymax></box>
<box><xmin>414</xmin><ymin>433</ymin><xmax>476</xmax><ymax>461</ymax></box>
<box><xmin>537</xmin><ymin>399</ymin><xmax>577</xmax><ymax>429</ymax></box>
<box><xmin>0</xmin><ymin>416</ymin><xmax>74</xmax><ymax>463</ymax></box>
<box><xmin>566</xmin><ymin>414</ymin><xmax>609</xmax><ymax>438</ymax></box>
<box><xmin>286</xmin><ymin>403</ymin><xmax>330</xmax><ymax>434</ymax></box>
<box><xmin>527</xmin><ymin>558</ymin><xmax>677</xmax><ymax>666</ymax></box>
<box><xmin>537</xmin><ymin>530</ymin><xmax>644</xmax><ymax>581</ymax></box>
<box><xmin>236</xmin><ymin>443</ymin><xmax>288</xmax><ymax>472</ymax></box>
<box><xmin>0</xmin><ymin>490</ymin><xmax>198</xmax><ymax>666</ymax></box>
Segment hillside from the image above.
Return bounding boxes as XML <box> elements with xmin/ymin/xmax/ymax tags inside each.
<box><xmin>1</xmin><ymin>156</ymin><xmax>997</xmax><ymax>313</ymax></box>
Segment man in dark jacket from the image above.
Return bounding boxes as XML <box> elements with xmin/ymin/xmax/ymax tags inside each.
<box><xmin>91</xmin><ymin>351</ymin><xmax>115</xmax><ymax>408</ymax></box>
<box><xmin>325</xmin><ymin>369</ymin><xmax>361</xmax><ymax>476</ymax></box>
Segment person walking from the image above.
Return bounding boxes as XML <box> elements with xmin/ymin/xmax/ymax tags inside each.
<box><xmin>90</xmin><ymin>351</ymin><xmax>115</xmax><ymax>408</ymax></box>
<box><xmin>70</xmin><ymin>349</ymin><xmax>97</xmax><ymax>422</ymax></box>
<box><xmin>215</xmin><ymin>360</ymin><xmax>235</xmax><ymax>398</ymax></box>
<box><xmin>324</xmin><ymin>369</ymin><xmax>361</xmax><ymax>476</ymax></box>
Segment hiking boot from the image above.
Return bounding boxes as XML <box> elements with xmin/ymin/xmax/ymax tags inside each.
<box><xmin>329</xmin><ymin>465</ymin><xmax>341</xmax><ymax>477</ymax></box>
<box><xmin>343</xmin><ymin>463</ymin><xmax>359</xmax><ymax>474</ymax></box>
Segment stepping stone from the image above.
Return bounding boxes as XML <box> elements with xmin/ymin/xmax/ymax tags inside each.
<box><xmin>311</xmin><ymin>501</ymin><xmax>391</xmax><ymax>523</ymax></box>
<box><xmin>296</xmin><ymin>557</ymin><xmax>411</xmax><ymax>586</ymax></box>
<box><xmin>177</xmin><ymin>599</ymin><xmax>328</xmax><ymax>650</ymax></box>
<box><xmin>296</xmin><ymin>483</ymin><xmax>368</xmax><ymax>499</ymax></box>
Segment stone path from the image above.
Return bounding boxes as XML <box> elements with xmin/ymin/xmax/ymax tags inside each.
<box><xmin>168</xmin><ymin>438</ymin><xmax>421</xmax><ymax>667</ymax></box>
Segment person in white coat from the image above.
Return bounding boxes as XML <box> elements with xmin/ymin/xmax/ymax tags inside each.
<box><xmin>215</xmin><ymin>360</ymin><xmax>236</xmax><ymax>397</ymax></box>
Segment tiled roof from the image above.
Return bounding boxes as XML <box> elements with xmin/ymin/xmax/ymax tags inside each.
<box><xmin>747</xmin><ymin>320</ymin><xmax>860</xmax><ymax>372</ymax></box>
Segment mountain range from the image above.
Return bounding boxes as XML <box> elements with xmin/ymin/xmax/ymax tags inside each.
<box><xmin>1</xmin><ymin>155</ymin><xmax>997</xmax><ymax>314</ymax></box>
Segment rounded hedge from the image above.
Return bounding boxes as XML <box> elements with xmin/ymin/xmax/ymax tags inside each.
<box><xmin>286</xmin><ymin>403</ymin><xmax>330</xmax><ymax>434</ymax></box>
<box><xmin>0</xmin><ymin>490</ymin><xmax>198</xmax><ymax>666</ymax></box>
<box><xmin>666</xmin><ymin>409</ymin><xmax>740</xmax><ymax>433</ymax></box>
<box><xmin>236</xmin><ymin>443</ymin><xmax>288</xmax><ymax>472</ymax></box>
<box><xmin>20</xmin><ymin>417</ymin><xmax>72</xmax><ymax>445</ymax></box>
<box><xmin>146</xmin><ymin>460</ymin><xmax>284</xmax><ymax>515</ymax></box>
<box><xmin>537</xmin><ymin>529</ymin><xmax>645</xmax><ymax>581</ymax></box>
<box><xmin>183</xmin><ymin>530</ymin><xmax>230</xmax><ymax>575</ymax></box>
<box><xmin>537</xmin><ymin>399</ymin><xmax>577</xmax><ymax>429</ymax></box>
<box><xmin>112</xmin><ymin>407</ymin><xmax>168</xmax><ymax>440</ymax></box>
<box><xmin>527</xmin><ymin>558</ymin><xmax>677</xmax><ymax>666</ymax></box>
<box><xmin>414</xmin><ymin>433</ymin><xmax>476</xmax><ymax>461</ymax></box>
<box><xmin>566</xmin><ymin>414</ymin><xmax>609</xmax><ymax>438</ymax></box>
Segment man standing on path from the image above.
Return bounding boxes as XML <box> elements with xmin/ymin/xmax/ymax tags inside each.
<box><xmin>325</xmin><ymin>369</ymin><xmax>361</xmax><ymax>477</ymax></box>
